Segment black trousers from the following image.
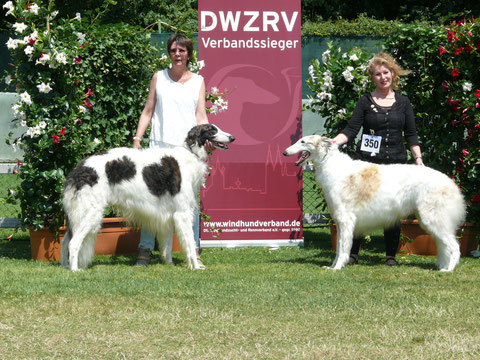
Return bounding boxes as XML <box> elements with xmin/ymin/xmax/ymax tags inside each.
<box><xmin>350</xmin><ymin>223</ymin><xmax>401</xmax><ymax>258</ymax></box>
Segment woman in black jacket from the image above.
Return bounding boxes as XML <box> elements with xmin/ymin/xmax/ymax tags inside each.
<box><xmin>332</xmin><ymin>52</ymin><xmax>424</xmax><ymax>266</ymax></box>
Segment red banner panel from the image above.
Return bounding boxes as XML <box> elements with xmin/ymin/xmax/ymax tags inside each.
<box><xmin>199</xmin><ymin>0</ymin><xmax>302</xmax><ymax>246</ymax></box>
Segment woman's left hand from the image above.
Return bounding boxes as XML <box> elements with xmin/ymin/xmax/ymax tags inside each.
<box><xmin>415</xmin><ymin>157</ymin><xmax>424</xmax><ymax>166</ymax></box>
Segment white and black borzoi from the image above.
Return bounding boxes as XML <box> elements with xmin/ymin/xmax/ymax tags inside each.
<box><xmin>284</xmin><ymin>135</ymin><xmax>465</xmax><ymax>271</ymax></box>
<box><xmin>61</xmin><ymin>124</ymin><xmax>235</xmax><ymax>271</ymax></box>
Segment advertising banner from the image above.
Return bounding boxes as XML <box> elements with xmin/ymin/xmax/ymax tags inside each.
<box><xmin>199</xmin><ymin>0</ymin><xmax>302</xmax><ymax>246</ymax></box>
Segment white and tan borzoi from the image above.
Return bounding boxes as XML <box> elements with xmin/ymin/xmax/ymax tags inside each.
<box><xmin>284</xmin><ymin>135</ymin><xmax>465</xmax><ymax>271</ymax></box>
<box><xmin>61</xmin><ymin>124</ymin><xmax>235</xmax><ymax>271</ymax></box>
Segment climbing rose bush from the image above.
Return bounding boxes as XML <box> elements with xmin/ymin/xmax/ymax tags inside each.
<box><xmin>437</xmin><ymin>18</ymin><xmax>480</xmax><ymax>223</ymax></box>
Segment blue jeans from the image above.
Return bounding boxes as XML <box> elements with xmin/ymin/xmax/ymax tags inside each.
<box><xmin>138</xmin><ymin>209</ymin><xmax>200</xmax><ymax>251</ymax></box>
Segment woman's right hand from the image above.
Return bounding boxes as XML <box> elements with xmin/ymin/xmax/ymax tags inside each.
<box><xmin>133</xmin><ymin>139</ymin><xmax>142</xmax><ymax>149</ymax></box>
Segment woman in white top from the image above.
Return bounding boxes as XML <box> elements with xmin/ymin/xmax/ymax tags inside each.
<box><xmin>133</xmin><ymin>33</ymin><xmax>212</xmax><ymax>267</ymax></box>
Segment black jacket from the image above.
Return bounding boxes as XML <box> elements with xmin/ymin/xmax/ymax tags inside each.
<box><xmin>340</xmin><ymin>92</ymin><xmax>419</xmax><ymax>164</ymax></box>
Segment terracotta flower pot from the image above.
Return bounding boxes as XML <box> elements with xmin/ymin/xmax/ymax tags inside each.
<box><xmin>29</xmin><ymin>218</ymin><xmax>183</xmax><ymax>261</ymax></box>
<box><xmin>329</xmin><ymin>220</ymin><xmax>479</xmax><ymax>257</ymax></box>
<box><xmin>29</xmin><ymin>217</ymin><xmax>140</xmax><ymax>261</ymax></box>
<box><xmin>399</xmin><ymin>219</ymin><xmax>479</xmax><ymax>257</ymax></box>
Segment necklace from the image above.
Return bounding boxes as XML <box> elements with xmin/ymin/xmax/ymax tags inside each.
<box><xmin>373</xmin><ymin>91</ymin><xmax>394</xmax><ymax>100</ymax></box>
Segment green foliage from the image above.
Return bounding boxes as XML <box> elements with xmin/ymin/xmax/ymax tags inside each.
<box><xmin>305</xmin><ymin>19</ymin><xmax>480</xmax><ymax>223</ymax></box>
<box><xmin>301</xmin><ymin>0</ymin><xmax>480</xmax><ymax>23</ymax></box>
<box><xmin>53</xmin><ymin>0</ymin><xmax>199</xmax><ymax>32</ymax></box>
<box><xmin>383</xmin><ymin>22</ymin><xmax>450</xmax><ymax>168</ymax></box>
<box><xmin>73</xmin><ymin>23</ymin><xmax>162</xmax><ymax>149</ymax></box>
<box><xmin>4</xmin><ymin>0</ymin><xmax>162</xmax><ymax>233</ymax></box>
<box><xmin>303</xmin><ymin>42</ymin><xmax>374</xmax><ymax>154</ymax></box>
<box><xmin>384</xmin><ymin>19</ymin><xmax>480</xmax><ymax>223</ymax></box>
<box><xmin>302</xmin><ymin>13</ymin><xmax>398</xmax><ymax>37</ymax></box>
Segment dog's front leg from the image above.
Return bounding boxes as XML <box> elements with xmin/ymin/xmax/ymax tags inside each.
<box><xmin>157</xmin><ymin>232</ymin><xmax>174</xmax><ymax>265</ymax></box>
<box><xmin>330</xmin><ymin>220</ymin><xmax>354</xmax><ymax>270</ymax></box>
<box><xmin>173</xmin><ymin>212</ymin><xmax>204</xmax><ymax>270</ymax></box>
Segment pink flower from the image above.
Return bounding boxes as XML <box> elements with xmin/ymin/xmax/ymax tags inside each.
<box><xmin>52</xmin><ymin>134</ymin><xmax>59</xmax><ymax>144</ymax></box>
<box><xmin>465</xmin><ymin>44</ymin><xmax>473</xmax><ymax>52</ymax></box>
<box><xmin>475</xmin><ymin>124</ymin><xmax>480</xmax><ymax>130</ymax></box>
<box><xmin>74</xmin><ymin>57</ymin><xmax>82</xmax><ymax>64</ymax></box>
<box><xmin>84</xmin><ymin>99</ymin><xmax>92</xmax><ymax>109</ymax></box>
<box><xmin>462</xmin><ymin>149</ymin><xmax>469</xmax><ymax>157</ymax></box>
<box><xmin>472</xmin><ymin>194</ymin><xmax>480</xmax><ymax>203</ymax></box>
<box><xmin>439</xmin><ymin>46</ymin><xmax>447</xmax><ymax>55</ymax></box>
<box><xmin>59</xmin><ymin>127</ymin><xmax>66</xmax><ymax>136</ymax></box>
<box><xmin>451</xmin><ymin>67</ymin><xmax>459</xmax><ymax>78</ymax></box>
<box><xmin>441</xmin><ymin>81</ymin><xmax>449</xmax><ymax>91</ymax></box>
<box><xmin>75</xmin><ymin>118</ymin><xmax>82</xmax><ymax>124</ymax></box>
<box><xmin>454</xmin><ymin>47</ymin><xmax>462</xmax><ymax>55</ymax></box>
<box><xmin>17</xmin><ymin>160</ymin><xmax>23</xmax><ymax>166</ymax></box>
<box><xmin>475</xmin><ymin>89</ymin><xmax>480</xmax><ymax>98</ymax></box>
<box><xmin>85</xmin><ymin>88</ymin><xmax>93</xmax><ymax>98</ymax></box>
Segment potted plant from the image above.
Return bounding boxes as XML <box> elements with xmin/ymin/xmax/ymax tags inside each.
<box><xmin>4</xmin><ymin>1</ymin><xmax>229</xmax><ymax>260</ymax></box>
<box><xmin>305</xmin><ymin>24</ymin><xmax>479</xmax><ymax>254</ymax></box>
<box><xmin>3</xmin><ymin>0</ymin><xmax>159</xmax><ymax>258</ymax></box>
<box><xmin>384</xmin><ymin>19</ymin><xmax>480</xmax><ymax>254</ymax></box>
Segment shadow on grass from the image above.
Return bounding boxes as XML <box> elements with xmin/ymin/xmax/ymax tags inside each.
<box><xmin>92</xmin><ymin>251</ymin><xmax>186</xmax><ymax>267</ymax></box>
<box><xmin>1</xmin><ymin>231</ymin><xmax>438</xmax><ymax>271</ymax></box>
<box><xmin>300</xmin><ymin>226</ymin><xmax>438</xmax><ymax>270</ymax></box>
<box><xmin>0</xmin><ymin>240</ymin><xmax>31</xmax><ymax>260</ymax></box>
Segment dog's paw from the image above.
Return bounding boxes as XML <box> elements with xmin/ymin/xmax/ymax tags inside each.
<box><xmin>322</xmin><ymin>266</ymin><xmax>338</xmax><ymax>270</ymax></box>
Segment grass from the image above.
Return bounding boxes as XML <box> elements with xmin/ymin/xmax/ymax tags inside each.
<box><xmin>1</xmin><ymin>228</ymin><xmax>479</xmax><ymax>359</ymax></box>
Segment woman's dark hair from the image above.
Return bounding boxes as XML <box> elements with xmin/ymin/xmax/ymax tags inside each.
<box><xmin>167</xmin><ymin>33</ymin><xmax>194</xmax><ymax>65</ymax></box>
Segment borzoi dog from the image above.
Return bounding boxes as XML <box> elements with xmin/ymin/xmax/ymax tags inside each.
<box><xmin>61</xmin><ymin>124</ymin><xmax>235</xmax><ymax>271</ymax></box>
<box><xmin>284</xmin><ymin>135</ymin><xmax>465</xmax><ymax>271</ymax></box>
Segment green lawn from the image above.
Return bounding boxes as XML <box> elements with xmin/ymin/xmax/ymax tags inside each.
<box><xmin>1</xmin><ymin>228</ymin><xmax>479</xmax><ymax>359</ymax></box>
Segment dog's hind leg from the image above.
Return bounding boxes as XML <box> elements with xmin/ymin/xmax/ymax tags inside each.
<box><xmin>61</xmin><ymin>229</ymin><xmax>71</xmax><ymax>268</ymax></box>
<box><xmin>418</xmin><ymin>207</ymin><xmax>461</xmax><ymax>272</ymax></box>
<box><xmin>77</xmin><ymin>232</ymin><xmax>97</xmax><ymax>269</ymax></box>
<box><xmin>68</xmin><ymin>215</ymin><xmax>103</xmax><ymax>271</ymax></box>
<box><xmin>173</xmin><ymin>211</ymin><xmax>203</xmax><ymax>270</ymax></box>
<box><xmin>426</xmin><ymin>227</ymin><xmax>460</xmax><ymax>272</ymax></box>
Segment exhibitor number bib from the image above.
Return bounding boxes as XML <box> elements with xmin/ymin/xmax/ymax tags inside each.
<box><xmin>360</xmin><ymin>134</ymin><xmax>382</xmax><ymax>154</ymax></box>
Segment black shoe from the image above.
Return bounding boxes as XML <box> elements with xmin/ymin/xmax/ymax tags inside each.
<box><xmin>135</xmin><ymin>248</ymin><xmax>152</xmax><ymax>266</ymax></box>
<box><xmin>385</xmin><ymin>256</ymin><xmax>397</xmax><ymax>266</ymax></box>
<box><xmin>348</xmin><ymin>255</ymin><xmax>358</xmax><ymax>265</ymax></box>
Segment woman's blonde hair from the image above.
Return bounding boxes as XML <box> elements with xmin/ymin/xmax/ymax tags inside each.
<box><xmin>367</xmin><ymin>52</ymin><xmax>411</xmax><ymax>90</ymax></box>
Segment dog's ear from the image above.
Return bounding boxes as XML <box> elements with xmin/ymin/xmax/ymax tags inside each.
<box><xmin>320</xmin><ymin>137</ymin><xmax>337</xmax><ymax>151</ymax></box>
<box><xmin>198</xmin><ymin>124</ymin><xmax>217</xmax><ymax>146</ymax></box>
<box><xmin>186</xmin><ymin>124</ymin><xmax>217</xmax><ymax>148</ymax></box>
<box><xmin>186</xmin><ymin>125</ymin><xmax>202</xmax><ymax>148</ymax></box>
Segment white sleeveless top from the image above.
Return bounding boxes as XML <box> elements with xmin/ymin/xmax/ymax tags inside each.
<box><xmin>149</xmin><ymin>69</ymin><xmax>204</xmax><ymax>148</ymax></box>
